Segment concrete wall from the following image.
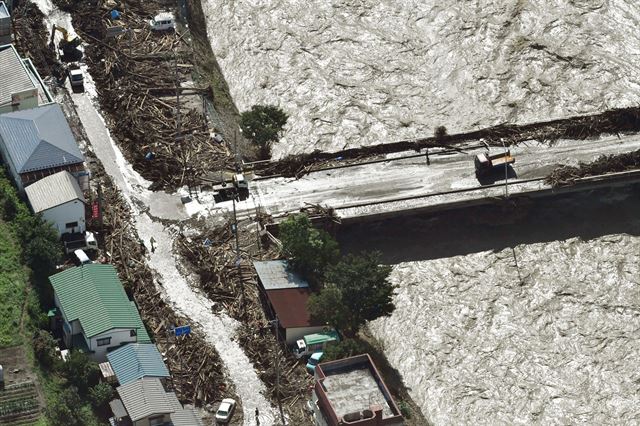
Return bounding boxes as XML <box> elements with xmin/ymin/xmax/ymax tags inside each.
<box><xmin>40</xmin><ymin>199</ymin><xmax>86</xmax><ymax>236</ymax></box>
<box><xmin>0</xmin><ymin>88</ymin><xmax>39</xmax><ymax>115</ymax></box>
<box><xmin>285</xmin><ymin>325</ymin><xmax>327</xmax><ymax>345</ymax></box>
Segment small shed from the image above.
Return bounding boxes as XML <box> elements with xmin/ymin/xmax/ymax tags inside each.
<box><xmin>24</xmin><ymin>170</ymin><xmax>86</xmax><ymax>236</ymax></box>
<box><xmin>254</xmin><ymin>260</ymin><xmax>326</xmax><ymax>344</ymax></box>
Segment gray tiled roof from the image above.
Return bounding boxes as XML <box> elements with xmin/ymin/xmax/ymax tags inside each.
<box><xmin>0</xmin><ymin>44</ymin><xmax>34</xmax><ymax>106</ymax></box>
<box><xmin>106</xmin><ymin>343</ymin><xmax>170</xmax><ymax>386</ymax></box>
<box><xmin>117</xmin><ymin>378</ymin><xmax>175</xmax><ymax>422</ymax></box>
<box><xmin>253</xmin><ymin>260</ymin><xmax>309</xmax><ymax>291</ymax></box>
<box><xmin>0</xmin><ymin>103</ymin><xmax>83</xmax><ymax>173</ymax></box>
<box><xmin>0</xmin><ymin>3</ymin><xmax>9</xmax><ymax>19</ymax></box>
<box><xmin>25</xmin><ymin>170</ymin><xmax>85</xmax><ymax>213</ymax></box>
<box><xmin>170</xmin><ymin>407</ymin><xmax>204</xmax><ymax>426</ymax></box>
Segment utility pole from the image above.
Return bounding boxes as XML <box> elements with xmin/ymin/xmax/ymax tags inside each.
<box><xmin>271</xmin><ymin>317</ymin><xmax>286</xmax><ymax>425</ymax></box>
<box><xmin>501</xmin><ymin>138</ymin><xmax>509</xmax><ymax>198</ymax></box>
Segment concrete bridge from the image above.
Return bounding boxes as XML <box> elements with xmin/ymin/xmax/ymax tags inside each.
<box><xmin>220</xmin><ymin>134</ymin><xmax>640</xmax><ymax>224</ymax></box>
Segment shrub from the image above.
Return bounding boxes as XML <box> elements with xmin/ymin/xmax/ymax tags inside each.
<box><xmin>89</xmin><ymin>382</ymin><xmax>114</xmax><ymax>410</ymax></box>
<box><xmin>434</xmin><ymin>125</ymin><xmax>448</xmax><ymax>141</ymax></box>
<box><xmin>33</xmin><ymin>329</ymin><xmax>59</xmax><ymax>371</ymax></box>
<box><xmin>322</xmin><ymin>339</ymin><xmax>369</xmax><ymax>362</ymax></box>
<box><xmin>240</xmin><ymin>105</ymin><xmax>288</xmax><ymax>159</ymax></box>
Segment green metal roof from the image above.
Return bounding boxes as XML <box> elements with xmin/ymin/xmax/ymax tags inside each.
<box><xmin>107</xmin><ymin>343</ymin><xmax>169</xmax><ymax>386</ymax></box>
<box><xmin>304</xmin><ymin>330</ymin><xmax>339</xmax><ymax>346</ymax></box>
<box><xmin>49</xmin><ymin>264</ymin><xmax>150</xmax><ymax>339</ymax></box>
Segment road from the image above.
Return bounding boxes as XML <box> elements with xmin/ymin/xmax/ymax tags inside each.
<box><xmin>219</xmin><ymin>135</ymin><xmax>640</xmax><ymax>221</ymax></box>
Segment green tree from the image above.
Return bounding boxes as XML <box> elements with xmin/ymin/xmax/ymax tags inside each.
<box><xmin>316</xmin><ymin>252</ymin><xmax>396</xmax><ymax>335</ymax></box>
<box><xmin>322</xmin><ymin>339</ymin><xmax>370</xmax><ymax>362</ymax></box>
<box><xmin>15</xmin><ymin>214</ymin><xmax>62</xmax><ymax>279</ymax></box>
<box><xmin>240</xmin><ymin>105</ymin><xmax>288</xmax><ymax>159</ymax></box>
<box><xmin>308</xmin><ymin>284</ymin><xmax>349</xmax><ymax>330</ymax></box>
<box><xmin>279</xmin><ymin>214</ymin><xmax>339</xmax><ymax>286</ymax></box>
<box><xmin>45</xmin><ymin>386</ymin><xmax>95</xmax><ymax>426</ymax></box>
<box><xmin>33</xmin><ymin>329</ymin><xmax>59</xmax><ymax>370</ymax></box>
<box><xmin>62</xmin><ymin>350</ymin><xmax>100</xmax><ymax>394</ymax></box>
<box><xmin>89</xmin><ymin>382</ymin><xmax>114</xmax><ymax>410</ymax></box>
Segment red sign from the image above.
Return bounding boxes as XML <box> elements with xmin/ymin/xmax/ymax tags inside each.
<box><xmin>91</xmin><ymin>202</ymin><xmax>100</xmax><ymax>219</ymax></box>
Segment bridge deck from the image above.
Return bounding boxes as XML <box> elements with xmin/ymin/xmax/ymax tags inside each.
<box><xmin>226</xmin><ymin>134</ymin><xmax>640</xmax><ymax>221</ymax></box>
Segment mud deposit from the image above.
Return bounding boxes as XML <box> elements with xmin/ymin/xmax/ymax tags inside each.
<box><xmin>202</xmin><ymin>0</ymin><xmax>640</xmax><ymax>158</ymax></box>
<box><xmin>341</xmin><ymin>187</ymin><xmax>640</xmax><ymax>425</ymax></box>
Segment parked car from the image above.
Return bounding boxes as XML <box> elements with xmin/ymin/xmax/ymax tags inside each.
<box><xmin>73</xmin><ymin>249</ymin><xmax>92</xmax><ymax>266</ymax></box>
<box><xmin>149</xmin><ymin>12</ymin><xmax>175</xmax><ymax>31</ymax></box>
<box><xmin>68</xmin><ymin>66</ymin><xmax>84</xmax><ymax>89</ymax></box>
<box><xmin>306</xmin><ymin>352</ymin><xmax>324</xmax><ymax>374</ymax></box>
<box><xmin>215</xmin><ymin>398</ymin><xmax>236</xmax><ymax>424</ymax></box>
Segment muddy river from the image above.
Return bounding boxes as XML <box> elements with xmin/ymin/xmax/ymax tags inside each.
<box><xmin>340</xmin><ymin>186</ymin><xmax>640</xmax><ymax>424</ymax></box>
<box><xmin>202</xmin><ymin>0</ymin><xmax>640</xmax><ymax>158</ymax></box>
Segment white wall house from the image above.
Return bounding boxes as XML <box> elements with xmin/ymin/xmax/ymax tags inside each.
<box><xmin>25</xmin><ymin>170</ymin><xmax>86</xmax><ymax>235</ymax></box>
<box><xmin>49</xmin><ymin>264</ymin><xmax>151</xmax><ymax>362</ymax></box>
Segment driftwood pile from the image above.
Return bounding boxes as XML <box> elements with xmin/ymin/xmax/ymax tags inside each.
<box><xmin>11</xmin><ymin>0</ymin><xmax>62</xmax><ymax>79</ymax></box>
<box><xmin>545</xmin><ymin>149</ymin><xmax>640</xmax><ymax>187</ymax></box>
<box><xmin>254</xmin><ymin>107</ymin><xmax>640</xmax><ymax>178</ymax></box>
<box><xmin>175</xmin><ymin>227</ymin><xmax>312</xmax><ymax>423</ymax></box>
<box><xmin>97</xmin><ymin>178</ymin><xmax>233</xmax><ymax>405</ymax></box>
<box><xmin>63</xmin><ymin>0</ymin><xmax>231</xmax><ymax>188</ymax></box>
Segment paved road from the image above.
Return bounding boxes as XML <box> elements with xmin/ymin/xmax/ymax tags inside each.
<box><xmin>231</xmin><ymin>135</ymin><xmax>640</xmax><ymax>220</ymax></box>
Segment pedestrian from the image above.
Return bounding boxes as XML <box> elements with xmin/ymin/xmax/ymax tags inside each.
<box><xmin>150</xmin><ymin>236</ymin><xmax>156</xmax><ymax>253</ymax></box>
<box><xmin>425</xmin><ymin>147</ymin><xmax>430</xmax><ymax>165</ymax></box>
<box><xmin>255</xmin><ymin>407</ymin><xmax>260</xmax><ymax>425</ymax></box>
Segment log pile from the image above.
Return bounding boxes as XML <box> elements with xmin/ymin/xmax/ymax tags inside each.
<box><xmin>253</xmin><ymin>107</ymin><xmax>640</xmax><ymax>178</ymax></box>
<box><xmin>11</xmin><ymin>0</ymin><xmax>62</xmax><ymax>79</ymax></box>
<box><xmin>175</xmin><ymin>225</ymin><xmax>312</xmax><ymax>424</ymax></box>
<box><xmin>62</xmin><ymin>0</ymin><xmax>232</xmax><ymax>189</ymax></box>
<box><xmin>545</xmin><ymin>149</ymin><xmax>640</xmax><ymax>187</ymax></box>
<box><xmin>96</xmin><ymin>173</ymin><xmax>233</xmax><ymax>406</ymax></box>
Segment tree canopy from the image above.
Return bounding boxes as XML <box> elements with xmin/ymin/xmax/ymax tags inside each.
<box><xmin>309</xmin><ymin>251</ymin><xmax>396</xmax><ymax>335</ymax></box>
<box><xmin>240</xmin><ymin>105</ymin><xmax>288</xmax><ymax>159</ymax></box>
<box><xmin>279</xmin><ymin>214</ymin><xmax>339</xmax><ymax>286</ymax></box>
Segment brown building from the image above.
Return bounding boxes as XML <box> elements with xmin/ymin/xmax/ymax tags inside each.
<box><xmin>311</xmin><ymin>354</ymin><xmax>404</xmax><ymax>426</ymax></box>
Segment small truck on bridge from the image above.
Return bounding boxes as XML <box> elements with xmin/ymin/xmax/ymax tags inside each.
<box><xmin>474</xmin><ymin>150</ymin><xmax>515</xmax><ymax>177</ymax></box>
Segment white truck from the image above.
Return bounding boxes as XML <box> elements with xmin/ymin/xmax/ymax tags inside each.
<box><xmin>63</xmin><ymin>231</ymin><xmax>98</xmax><ymax>254</ymax></box>
<box><xmin>68</xmin><ymin>66</ymin><xmax>84</xmax><ymax>89</ymax></box>
<box><xmin>149</xmin><ymin>12</ymin><xmax>175</xmax><ymax>31</ymax></box>
<box><xmin>293</xmin><ymin>329</ymin><xmax>340</xmax><ymax>359</ymax></box>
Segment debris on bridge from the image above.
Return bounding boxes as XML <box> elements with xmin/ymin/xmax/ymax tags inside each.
<box><xmin>546</xmin><ymin>149</ymin><xmax>640</xmax><ymax>187</ymax></box>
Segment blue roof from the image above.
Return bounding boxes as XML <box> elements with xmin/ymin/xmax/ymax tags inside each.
<box><xmin>0</xmin><ymin>104</ymin><xmax>83</xmax><ymax>173</ymax></box>
<box><xmin>107</xmin><ymin>343</ymin><xmax>170</xmax><ymax>386</ymax></box>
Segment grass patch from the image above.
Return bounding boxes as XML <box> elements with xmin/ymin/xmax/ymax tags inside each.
<box><xmin>0</xmin><ymin>219</ymin><xmax>28</xmax><ymax>348</ymax></box>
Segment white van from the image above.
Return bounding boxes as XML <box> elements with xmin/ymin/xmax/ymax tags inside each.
<box><xmin>149</xmin><ymin>12</ymin><xmax>175</xmax><ymax>31</ymax></box>
<box><xmin>73</xmin><ymin>249</ymin><xmax>92</xmax><ymax>265</ymax></box>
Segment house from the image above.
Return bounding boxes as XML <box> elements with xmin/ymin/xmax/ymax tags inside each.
<box><xmin>110</xmin><ymin>378</ymin><xmax>203</xmax><ymax>426</ymax></box>
<box><xmin>254</xmin><ymin>260</ymin><xmax>327</xmax><ymax>344</ymax></box>
<box><xmin>104</xmin><ymin>343</ymin><xmax>170</xmax><ymax>386</ymax></box>
<box><xmin>0</xmin><ymin>103</ymin><xmax>84</xmax><ymax>191</ymax></box>
<box><xmin>311</xmin><ymin>354</ymin><xmax>404</xmax><ymax>426</ymax></box>
<box><xmin>49</xmin><ymin>264</ymin><xmax>151</xmax><ymax>362</ymax></box>
<box><xmin>0</xmin><ymin>3</ymin><xmax>10</xmax><ymax>44</ymax></box>
<box><xmin>0</xmin><ymin>44</ymin><xmax>53</xmax><ymax>114</ymax></box>
<box><xmin>24</xmin><ymin>170</ymin><xmax>86</xmax><ymax>236</ymax></box>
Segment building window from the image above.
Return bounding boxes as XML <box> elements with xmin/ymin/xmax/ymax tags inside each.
<box><xmin>96</xmin><ymin>337</ymin><xmax>111</xmax><ymax>346</ymax></box>
<box><xmin>130</xmin><ymin>329</ymin><xmax>137</xmax><ymax>337</ymax></box>
<box><xmin>65</xmin><ymin>221</ymin><xmax>78</xmax><ymax>229</ymax></box>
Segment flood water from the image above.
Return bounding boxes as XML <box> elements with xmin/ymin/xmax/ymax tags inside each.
<box><xmin>339</xmin><ymin>185</ymin><xmax>640</xmax><ymax>425</ymax></box>
<box><xmin>203</xmin><ymin>0</ymin><xmax>640</xmax><ymax>158</ymax></box>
